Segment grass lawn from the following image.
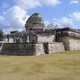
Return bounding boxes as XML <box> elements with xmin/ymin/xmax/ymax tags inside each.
<box><xmin>0</xmin><ymin>50</ymin><xmax>80</xmax><ymax>80</ymax></box>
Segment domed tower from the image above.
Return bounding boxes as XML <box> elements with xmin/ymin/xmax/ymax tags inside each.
<box><xmin>25</xmin><ymin>13</ymin><xmax>45</xmax><ymax>30</ymax></box>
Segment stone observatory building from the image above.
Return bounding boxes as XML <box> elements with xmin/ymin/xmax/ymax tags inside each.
<box><xmin>25</xmin><ymin>13</ymin><xmax>45</xmax><ymax>30</ymax></box>
<box><xmin>0</xmin><ymin>13</ymin><xmax>80</xmax><ymax>56</ymax></box>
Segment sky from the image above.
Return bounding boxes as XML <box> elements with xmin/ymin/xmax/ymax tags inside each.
<box><xmin>0</xmin><ymin>0</ymin><xmax>80</xmax><ymax>33</ymax></box>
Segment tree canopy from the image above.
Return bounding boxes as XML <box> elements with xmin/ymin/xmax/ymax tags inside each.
<box><xmin>47</xmin><ymin>23</ymin><xmax>59</xmax><ymax>29</ymax></box>
<box><xmin>0</xmin><ymin>29</ymin><xmax>4</xmax><ymax>41</ymax></box>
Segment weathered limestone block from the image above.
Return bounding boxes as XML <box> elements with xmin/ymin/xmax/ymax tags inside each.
<box><xmin>0</xmin><ymin>42</ymin><xmax>65</xmax><ymax>56</ymax></box>
<box><xmin>57</xmin><ymin>37</ymin><xmax>70</xmax><ymax>50</ymax></box>
<box><xmin>35</xmin><ymin>44</ymin><xmax>44</xmax><ymax>55</ymax></box>
<box><xmin>9</xmin><ymin>38</ymin><xmax>13</xmax><ymax>43</ymax></box>
<box><xmin>37</xmin><ymin>34</ymin><xmax>55</xmax><ymax>43</ymax></box>
<box><xmin>21</xmin><ymin>34</ymin><xmax>27</xmax><ymax>43</ymax></box>
<box><xmin>29</xmin><ymin>34</ymin><xmax>38</xmax><ymax>43</ymax></box>
<box><xmin>48</xmin><ymin>42</ymin><xmax>65</xmax><ymax>53</ymax></box>
<box><xmin>13</xmin><ymin>37</ymin><xmax>16</xmax><ymax>43</ymax></box>
<box><xmin>0</xmin><ymin>43</ymin><xmax>36</xmax><ymax>55</ymax></box>
<box><xmin>57</xmin><ymin>36</ymin><xmax>80</xmax><ymax>51</ymax></box>
<box><xmin>69</xmin><ymin>38</ymin><xmax>80</xmax><ymax>50</ymax></box>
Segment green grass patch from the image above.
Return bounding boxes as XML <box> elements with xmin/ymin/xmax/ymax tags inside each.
<box><xmin>0</xmin><ymin>50</ymin><xmax>80</xmax><ymax>80</ymax></box>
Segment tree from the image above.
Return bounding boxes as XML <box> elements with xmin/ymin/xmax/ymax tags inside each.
<box><xmin>47</xmin><ymin>23</ymin><xmax>59</xmax><ymax>29</ymax></box>
<box><xmin>0</xmin><ymin>29</ymin><xmax>4</xmax><ymax>41</ymax></box>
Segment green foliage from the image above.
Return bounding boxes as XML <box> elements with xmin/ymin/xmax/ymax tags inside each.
<box><xmin>0</xmin><ymin>29</ymin><xmax>4</xmax><ymax>41</ymax></box>
<box><xmin>0</xmin><ymin>50</ymin><xmax>80</xmax><ymax>80</ymax></box>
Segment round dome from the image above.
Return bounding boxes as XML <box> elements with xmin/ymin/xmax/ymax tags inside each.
<box><xmin>25</xmin><ymin>13</ymin><xmax>45</xmax><ymax>30</ymax></box>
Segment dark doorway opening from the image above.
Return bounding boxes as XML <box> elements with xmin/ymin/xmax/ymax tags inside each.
<box><xmin>43</xmin><ymin>42</ymin><xmax>49</xmax><ymax>54</ymax></box>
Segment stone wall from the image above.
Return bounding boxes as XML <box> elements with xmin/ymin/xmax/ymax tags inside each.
<box><xmin>4</xmin><ymin>29</ymin><xmax>56</xmax><ymax>44</ymax></box>
<box><xmin>69</xmin><ymin>38</ymin><xmax>80</xmax><ymax>50</ymax></box>
<box><xmin>0</xmin><ymin>42</ymin><xmax>65</xmax><ymax>56</ymax></box>
<box><xmin>1</xmin><ymin>43</ymin><xmax>36</xmax><ymax>56</ymax></box>
<box><xmin>57</xmin><ymin>37</ymin><xmax>70</xmax><ymax>50</ymax></box>
<box><xmin>35</xmin><ymin>44</ymin><xmax>44</xmax><ymax>55</ymax></box>
<box><xmin>57</xmin><ymin>36</ymin><xmax>80</xmax><ymax>50</ymax></box>
<box><xmin>37</xmin><ymin>34</ymin><xmax>55</xmax><ymax>43</ymax></box>
<box><xmin>56</xmin><ymin>28</ymin><xmax>80</xmax><ymax>50</ymax></box>
<box><xmin>48</xmin><ymin>42</ymin><xmax>65</xmax><ymax>53</ymax></box>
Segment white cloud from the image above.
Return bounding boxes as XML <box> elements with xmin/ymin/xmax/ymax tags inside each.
<box><xmin>53</xmin><ymin>17</ymin><xmax>74</xmax><ymax>28</ymax></box>
<box><xmin>0</xmin><ymin>16</ymin><xmax>5</xmax><ymax>21</ymax></box>
<box><xmin>0</xmin><ymin>6</ymin><xmax>29</xmax><ymax>33</ymax></box>
<box><xmin>14</xmin><ymin>0</ymin><xmax>61</xmax><ymax>9</ymax></box>
<box><xmin>41</xmin><ymin>0</ymin><xmax>61</xmax><ymax>6</ymax></box>
<box><xmin>69</xmin><ymin>11</ymin><xmax>80</xmax><ymax>21</ymax></box>
<box><xmin>14</xmin><ymin>0</ymin><xmax>42</xmax><ymax>9</ymax></box>
<box><xmin>2</xmin><ymin>2</ymin><xmax>9</xmax><ymax>8</ymax></box>
<box><xmin>70</xmin><ymin>0</ymin><xmax>79</xmax><ymax>5</ymax></box>
<box><xmin>61</xmin><ymin>17</ymin><xmax>74</xmax><ymax>27</ymax></box>
<box><xmin>3</xmin><ymin>6</ymin><xmax>28</xmax><ymax>28</ymax></box>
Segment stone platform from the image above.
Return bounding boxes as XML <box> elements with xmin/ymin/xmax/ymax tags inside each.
<box><xmin>0</xmin><ymin>42</ymin><xmax>65</xmax><ymax>56</ymax></box>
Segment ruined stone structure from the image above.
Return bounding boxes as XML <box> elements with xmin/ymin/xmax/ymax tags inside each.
<box><xmin>25</xmin><ymin>13</ymin><xmax>45</xmax><ymax>30</ymax></box>
<box><xmin>56</xmin><ymin>28</ymin><xmax>80</xmax><ymax>50</ymax></box>
<box><xmin>0</xmin><ymin>13</ymin><xmax>80</xmax><ymax>56</ymax></box>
